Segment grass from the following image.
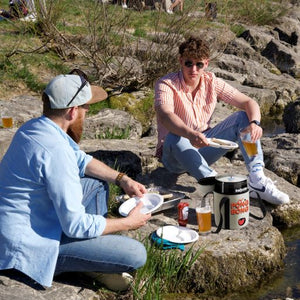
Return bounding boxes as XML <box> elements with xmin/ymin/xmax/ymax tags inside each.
<box><xmin>0</xmin><ymin>0</ymin><xmax>289</xmax><ymax>106</ymax></box>
<box><xmin>132</xmin><ymin>238</ymin><xmax>205</xmax><ymax>299</ymax></box>
<box><xmin>95</xmin><ymin>125</ymin><xmax>132</xmax><ymax>139</ymax></box>
<box><xmin>0</xmin><ymin>0</ymin><xmax>289</xmax><ymax>99</ymax></box>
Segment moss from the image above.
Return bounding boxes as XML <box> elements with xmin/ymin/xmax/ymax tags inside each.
<box><xmin>231</xmin><ymin>24</ymin><xmax>246</xmax><ymax>37</ymax></box>
<box><xmin>269</xmin><ymin>68</ymin><xmax>281</xmax><ymax>75</ymax></box>
<box><xmin>273</xmin><ymin>209</ymin><xmax>300</xmax><ymax>228</ymax></box>
<box><xmin>187</xmin><ymin>230</ymin><xmax>285</xmax><ymax>296</ymax></box>
<box><xmin>108</xmin><ymin>92</ymin><xmax>155</xmax><ymax>135</ymax></box>
<box><xmin>269</xmin><ymin>103</ymin><xmax>285</xmax><ymax>117</ymax></box>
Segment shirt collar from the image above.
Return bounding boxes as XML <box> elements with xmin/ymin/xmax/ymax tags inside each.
<box><xmin>179</xmin><ymin>70</ymin><xmax>206</xmax><ymax>94</ymax></box>
<box><xmin>178</xmin><ymin>71</ymin><xmax>190</xmax><ymax>93</ymax></box>
<box><xmin>41</xmin><ymin>115</ymin><xmax>79</xmax><ymax>150</ymax></box>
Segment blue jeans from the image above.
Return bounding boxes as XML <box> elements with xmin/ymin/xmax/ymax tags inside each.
<box><xmin>54</xmin><ymin>177</ymin><xmax>147</xmax><ymax>275</ymax></box>
<box><xmin>162</xmin><ymin>111</ymin><xmax>264</xmax><ymax>181</ymax></box>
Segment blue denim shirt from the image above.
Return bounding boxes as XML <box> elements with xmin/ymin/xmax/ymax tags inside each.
<box><xmin>0</xmin><ymin>116</ymin><xmax>106</xmax><ymax>287</ymax></box>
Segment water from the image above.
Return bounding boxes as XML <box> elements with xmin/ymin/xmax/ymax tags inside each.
<box><xmin>233</xmin><ymin>226</ymin><xmax>300</xmax><ymax>300</ymax></box>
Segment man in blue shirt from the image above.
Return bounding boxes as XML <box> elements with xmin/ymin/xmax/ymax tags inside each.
<box><xmin>0</xmin><ymin>72</ymin><xmax>151</xmax><ymax>291</ymax></box>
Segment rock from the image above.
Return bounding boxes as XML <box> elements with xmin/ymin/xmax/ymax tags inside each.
<box><xmin>261</xmin><ymin>39</ymin><xmax>300</xmax><ymax>77</ymax></box>
<box><xmin>223</xmin><ymin>37</ymin><xmax>278</xmax><ymax>72</ymax></box>
<box><xmin>261</xmin><ymin>133</ymin><xmax>300</xmax><ymax>188</ymax></box>
<box><xmin>283</xmin><ymin>100</ymin><xmax>300</xmax><ymax>133</ymax></box>
<box><xmin>239</xmin><ymin>27</ymin><xmax>277</xmax><ymax>53</ymax></box>
<box><xmin>210</xmin><ymin>38</ymin><xmax>300</xmax><ymax>115</ymax></box>
<box><xmin>0</xmin><ymin>270</ymin><xmax>99</xmax><ymax>300</ymax></box>
<box><xmin>0</xmin><ymin>95</ymin><xmax>42</xmax><ymax>125</ymax></box>
<box><xmin>83</xmin><ymin>108</ymin><xmax>143</xmax><ymax>140</ymax></box>
<box><xmin>237</xmin><ymin>11</ymin><xmax>300</xmax><ymax>80</ymax></box>
<box><xmin>124</xmin><ymin>164</ymin><xmax>288</xmax><ymax>296</ymax></box>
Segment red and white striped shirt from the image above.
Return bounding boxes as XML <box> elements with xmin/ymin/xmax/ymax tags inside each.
<box><xmin>154</xmin><ymin>71</ymin><xmax>237</xmax><ymax>158</ymax></box>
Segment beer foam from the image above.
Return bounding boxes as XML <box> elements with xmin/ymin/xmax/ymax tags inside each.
<box><xmin>196</xmin><ymin>207</ymin><xmax>211</xmax><ymax>213</ymax></box>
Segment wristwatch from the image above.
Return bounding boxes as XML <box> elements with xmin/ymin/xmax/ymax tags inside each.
<box><xmin>115</xmin><ymin>172</ymin><xmax>126</xmax><ymax>186</ymax></box>
<box><xmin>249</xmin><ymin>120</ymin><xmax>261</xmax><ymax>126</ymax></box>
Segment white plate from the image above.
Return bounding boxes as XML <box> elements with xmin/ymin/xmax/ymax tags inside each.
<box><xmin>118</xmin><ymin>193</ymin><xmax>163</xmax><ymax>217</ymax></box>
<box><xmin>156</xmin><ymin>225</ymin><xmax>199</xmax><ymax>244</ymax></box>
<box><xmin>207</xmin><ymin>138</ymin><xmax>238</xmax><ymax>150</ymax></box>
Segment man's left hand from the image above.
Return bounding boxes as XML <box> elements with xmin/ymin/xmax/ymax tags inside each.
<box><xmin>249</xmin><ymin>123</ymin><xmax>263</xmax><ymax>141</ymax></box>
<box><xmin>119</xmin><ymin>175</ymin><xmax>147</xmax><ymax>198</ymax></box>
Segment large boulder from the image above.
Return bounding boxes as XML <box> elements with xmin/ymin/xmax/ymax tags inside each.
<box><xmin>261</xmin><ymin>39</ymin><xmax>300</xmax><ymax>77</ymax></box>
<box><xmin>283</xmin><ymin>100</ymin><xmax>300</xmax><ymax>133</ymax></box>
<box><xmin>83</xmin><ymin>108</ymin><xmax>143</xmax><ymax>140</ymax></box>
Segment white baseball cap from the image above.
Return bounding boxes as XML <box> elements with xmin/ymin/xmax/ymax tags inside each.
<box><xmin>44</xmin><ymin>74</ymin><xmax>108</xmax><ymax>109</ymax></box>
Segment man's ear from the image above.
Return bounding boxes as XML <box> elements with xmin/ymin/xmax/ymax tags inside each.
<box><xmin>66</xmin><ymin>106</ymin><xmax>78</xmax><ymax>121</ymax></box>
<box><xmin>204</xmin><ymin>59</ymin><xmax>210</xmax><ymax>68</ymax></box>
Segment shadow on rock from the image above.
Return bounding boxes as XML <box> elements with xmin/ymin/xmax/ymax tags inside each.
<box><xmin>139</xmin><ymin>167</ymin><xmax>197</xmax><ymax>194</ymax></box>
<box><xmin>0</xmin><ymin>269</ymin><xmax>45</xmax><ymax>290</ymax></box>
<box><xmin>88</xmin><ymin>150</ymin><xmax>142</xmax><ymax>179</ymax></box>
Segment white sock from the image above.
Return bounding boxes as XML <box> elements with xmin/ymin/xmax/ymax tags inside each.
<box><xmin>249</xmin><ymin>168</ymin><xmax>265</xmax><ymax>184</ymax></box>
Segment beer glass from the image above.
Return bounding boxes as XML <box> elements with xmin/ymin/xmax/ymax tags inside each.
<box><xmin>2</xmin><ymin>116</ymin><xmax>13</xmax><ymax>128</ymax></box>
<box><xmin>196</xmin><ymin>197</ymin><xmax>212</xmax><ymax>234</ymax></box>
<box><xmin>240</xmin><ymin>127</ymin><xmax>258</xmax><ymax>157</ymax></box>
<box><xmin>1</xmin><ymin>108</ymin><xmax>13</xmax><ymax>128</ymax></box>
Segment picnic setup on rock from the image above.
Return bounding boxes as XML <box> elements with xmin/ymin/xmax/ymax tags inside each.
<box><xmin>116</xmin><ymin>135</ymin><xmax>267</xmax><ymax>249</ymax></box>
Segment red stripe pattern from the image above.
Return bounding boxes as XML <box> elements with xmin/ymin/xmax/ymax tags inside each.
<box><xmin>154</xmin><ymin>71</ymin><xmax>237</xmax><ymax>158</ymax></box>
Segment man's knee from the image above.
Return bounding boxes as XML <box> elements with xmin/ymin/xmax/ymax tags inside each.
<box><xmin>124</xmin><ymin>240</ymin><xmax>147</xmax><ymax>270</ymax></box>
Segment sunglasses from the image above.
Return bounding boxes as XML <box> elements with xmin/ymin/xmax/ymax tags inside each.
<box><xmin>184</xmin><ymin>61</ymin><xmax>205</xmax><ymax>69</ymax></box>
<box><xmin>66</xmin><ymin>69</ymin><xmax>89</xmax><ymax>107</ymax></box>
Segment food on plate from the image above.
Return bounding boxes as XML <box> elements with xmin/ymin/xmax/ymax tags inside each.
<box><xmin>211</xmin><ymin>138</ymin><xmax>230</xmax><ymax>146</ymax></box>
<box><xmin>122</xmin><ymin>192</ymin><xmax>173</xmax><ymax>201</ymax></box>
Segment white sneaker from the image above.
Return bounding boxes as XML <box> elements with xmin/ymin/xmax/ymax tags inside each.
<box><xmin>249</xmin><ymin>176</ymin><xmax>290</xmax><ymax>205</ymax></box>
<box><xmin>20</xmin><ymin>13</ymin><xmax>37</xmax><ymax>22</ymax></box>
<box><xmin>122</xmin><ymin>3</ymin><xmax>128</xmax><ymax>8</ymax></box>
<box><xmin>85</xmin><ymin>272</ymin><xmax>133</xmax><ymax>291</ymax></box>
<box><xmin>166</xmin><ymin>9</ymin><xmax>173</xmax><ymax>14</ymax></box>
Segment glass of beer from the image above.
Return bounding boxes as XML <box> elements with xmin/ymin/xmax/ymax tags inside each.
<box><xmin>240</xmin><ymin>127</ymin><xmax>258</xmax><ymax>157</ymax></box>
<box><xmin>196</xmin><ymin>204</ymin><xmax>212</xmax><ymax>234</ymax></box>
<box><xmin>2</xmin><ymin>116</ymin><xmax>13</xmax><ymax>128</ymax></box>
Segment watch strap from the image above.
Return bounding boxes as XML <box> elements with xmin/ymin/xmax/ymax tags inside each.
<box><xmin>115</xmin><ymin>172</ymin><xmax>125</xmax><ymax>186</ymax></box>
<box><xmin>249</xmin><ymin>120</ymin><xmax>260</xmax><ymax>126</ymax></box>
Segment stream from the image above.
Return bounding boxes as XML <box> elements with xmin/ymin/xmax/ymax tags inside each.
<box><xmin>231</xmin><ymin>226</ymin><xmax>300</xmax><ymax>300</ymax></box>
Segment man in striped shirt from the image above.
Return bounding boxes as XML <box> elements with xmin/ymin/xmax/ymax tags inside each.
<box><xmin>154</xmin><ymin>35</ymin><xmax>289</xmax><ymax>205</ymax></box>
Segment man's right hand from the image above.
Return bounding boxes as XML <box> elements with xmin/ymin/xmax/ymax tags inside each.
<box><xmin>188</xmin><ymin>131</ymin><xmax>209</xmax><ymax>148</ymax></box>
<box><xmin>126</xmin><ymin>201</ymin><xmax>151</xmax><ymax>230</ymax></box>
<box><xmin>102</xmin><ymin>201</ymin><xmax>151</xmax><ymax>235</ymax></box>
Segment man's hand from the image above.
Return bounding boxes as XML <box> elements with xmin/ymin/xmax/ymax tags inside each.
<box><xmin>125</xmin><ymin>201</ymin><xmax>151</xmax><ymax>230</ymax></box>
<box><xmin>249</xmin><ymin>123</ymin><xmax>263</xmax><ymax>142</ymax></box>
<box><xmin>188</xmin><ymin>131</ymin><xmax>209</xmax><ymax>148</ymax></box>
<box><xmin>119</xmin><ymin>175</ymin><xmax>147</xmax><ymax>198</ymax></box>
<box><xmin>102</xmin><ymin>201</ymin><xmax>151</xmax><ymax>234</ymax></box>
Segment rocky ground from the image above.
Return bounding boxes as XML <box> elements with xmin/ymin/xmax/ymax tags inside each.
<box><xmin>0</xmin><ymin>1</ymin><xmax>300</xmax><ymax>299</ymax></box>
<box><xmin>0</xmin><ymin>98</ymin><xmax>299</xmax><ymax>300</ymax></box>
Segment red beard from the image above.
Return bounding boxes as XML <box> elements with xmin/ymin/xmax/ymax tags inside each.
<box><xmin>67</xmin><ymin>115</ymin><xmax>84</xmax><ymax>144</ymax></box>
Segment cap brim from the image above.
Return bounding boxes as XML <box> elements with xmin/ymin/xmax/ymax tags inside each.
<box><xmin>86</xmin><ymin>85</ymin><xmax>108</xmax><ymax>105</ymax></box>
